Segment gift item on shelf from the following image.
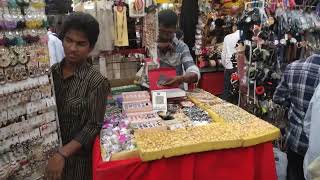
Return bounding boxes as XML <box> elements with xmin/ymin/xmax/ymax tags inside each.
<box><xmin>0</xmin><ymin>1</ymin><xmax>61</xmax><ymax>179</ymax></box>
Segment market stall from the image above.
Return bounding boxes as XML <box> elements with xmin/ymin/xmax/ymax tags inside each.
<box><xmin>94</xmin><ymin>88</ymin><xmax>280</xmax><ymax>180</ymax></box>
<box><xmin>93</xmin><ymin>139</ymin><xmax>276</xmax><ymax>180</ymax></box>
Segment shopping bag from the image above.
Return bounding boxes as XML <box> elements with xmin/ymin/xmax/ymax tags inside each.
<box><xmin>273</xmin><ymin>147</ymin><xmax>287</xmax><ymax>180</ymax></box>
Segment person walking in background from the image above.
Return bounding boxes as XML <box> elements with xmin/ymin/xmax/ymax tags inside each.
<box><xmin>47</xmin><ymin>16</ymin><xmax>65</xmax><ymax>66</ymax></box>
<box><xmin>221</xmin><ymin>22</ymin><xmax>240</xmax><ymax>101</ymax></box>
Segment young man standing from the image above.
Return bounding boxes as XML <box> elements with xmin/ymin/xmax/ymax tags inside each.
<box><xmin>47</xmin><ymin>12</ymin><xmax>109</xmax><ymax>180</ymax></box>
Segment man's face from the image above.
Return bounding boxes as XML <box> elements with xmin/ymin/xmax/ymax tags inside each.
<box><xmin>158</xmin><ymin>25</ymin><xmax>176</xmax><ymax>52</ymax></box>
<box><xmin>63</xmin><ymin>29</ymin><xmax>92</xmax><ymax>64</ymax></box>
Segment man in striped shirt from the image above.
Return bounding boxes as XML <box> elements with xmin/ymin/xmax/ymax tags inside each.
<box><xmin>47</xmin><ymin>12</ymin><xmax>109</xmax><ymax>180</ymax></box>
<box><xmin>157</xmin><ymin>10</ymin><xmax>200</xmax><ymax>88</ymax></box>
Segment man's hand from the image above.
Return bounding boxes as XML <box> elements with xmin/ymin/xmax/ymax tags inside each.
<box><xmin>162</xmin><ymin>76</ymin><xmax>184</xmax><ymax>87</ymax></box>
<box><xmin>46</xmin><ymin>153</ymin><xmax>65</xmax><ymax>180</ymax></box>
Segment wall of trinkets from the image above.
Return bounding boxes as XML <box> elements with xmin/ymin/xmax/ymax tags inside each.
<box><xmin>231</xmin><ymin>1</ymin><xmax>320</xmax><ymax>129</ymax></box>
<box><xmin>194</xmin><ymin>0</ymin><xmax>242</xmax><ymax>69</ymax></box>
<box><xmin>0</xmin><ymin>0</ymin><xmax>61</xmax><ymax>179</ymax></box>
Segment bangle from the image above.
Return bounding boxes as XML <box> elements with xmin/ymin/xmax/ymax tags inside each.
<box><xmin>57</xmin><ymin>149</ymin><xmax>67</xmax><ymax>159</ymax></box>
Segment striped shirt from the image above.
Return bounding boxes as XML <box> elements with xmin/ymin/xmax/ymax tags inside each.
<box><xmin>159</xmin><ymin>37</ymin><xmax>200</xmax><ymax>80</ymax></box>
<box><xmin>273</xmin><ymin>54</ymin><xmax>320</xmax><ymax>155</ymax></box>
<box><xmin>52</xmin><ymin>59</ymin><xmax>109</xmax><ymax>179</ymax></box>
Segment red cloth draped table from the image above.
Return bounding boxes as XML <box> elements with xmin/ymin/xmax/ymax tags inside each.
<box><xmin>93</xmin><ymin>137</ymin><xmax>277</xmax><ymax>180</ymax></box>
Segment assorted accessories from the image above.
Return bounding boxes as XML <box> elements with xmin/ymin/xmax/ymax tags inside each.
<box><xmin>0</xmin><ymin>1</ymin><xmax>61</xmax><ymax>179</ymax></box>
<box><xmin>231</xmin><ymin>4</ymin><xmax>320</xmax><ymax>126</ymax></box>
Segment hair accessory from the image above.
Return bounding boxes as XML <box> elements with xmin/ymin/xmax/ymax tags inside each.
<box><xmin>16</xmin><ymin>0</ymin><xmax>30</xmax><ymax>7</ymax></box>
<box><xmin>23</xmin><ymin>34</ymin><xmax>40</xmax><ymax>44</ymax></box>
<box><xmin>16</xmin><ymin>36</ymin><xmax>26</xmax><ymax>46</ymax></box>
<box><xmin>256</xmin><ymin>86</ymin><xmax>265</xmax><ymax>95</ymax></box>
<box><xmin>0</xmin><ymin>48</ymin><xmax>11</xmax><ymax>68</ymax></box>
<box><xmin>16</xmin><ymin>20</ymin><xmax>26</xmax><ymax>29</ymax></box>
<box><xmin>0</xmin><ymin>0</ymin><xmax>8</xmax><ymax>7</ymax></box>
<box><xmin>42</xmin><ymin>19</ymin><xmax>48</xmax><ymax>28</ymax></box>
<box><xmin>7</xmin><ymin>0</ymin><xmax>18</xmax><ymax>8</ymax></box>
<box><xmin>5</xmin><ymin>37</ymin><xmax>18</xmax><ymax>47</ymax></box>
<box><xmin>0</xmin><ymin>37</ymin><xmax>6</xmax><ymax>46</ymax></box>
<box><xmin>0</xmin><ymin>22</ymin><xmax>4</xmax><ymax>31</ymax></box>
<box><xmin>31</xmin><ymin>1</ymin><xmax>45</xmax><ymax>9</ymax></box>
<box><xmin>39</xmin><ymin>34</ymin><xmax>48</xmax><ymax>45</ymax></box>
<box><xmin>19</xmin><ymin>51</ymin><xmax>29</xmax><ymax>64</ymax></box>
<box><xmin>4</xmin><ymin>20</ymin><xmax>17</xmax><ymax>30</ymax></box>
<box><xmin>9</xmin><ymin>49</ymin><xmax>18</xmax><ymax>66</ymax></box>
<box><xmin>0</xmin><ymin>70</ymin><xmax>6</xmax><ymax>85</ymax></box>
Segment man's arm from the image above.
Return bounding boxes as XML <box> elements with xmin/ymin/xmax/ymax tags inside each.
<box><xmin>163</xmin><ymin>42</ymin><xmax>200</xmax><ymax>87</ymax></box>
<box><xmin>180</xmin><ymin>44</ymin><xmax>200</xmax><ymax>83</ymax></box>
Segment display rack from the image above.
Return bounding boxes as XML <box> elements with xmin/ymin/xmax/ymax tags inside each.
<box><xmin>0</xmin><ymin>1</ymin><xmax>61</xmax><ymax>179</ymax></box>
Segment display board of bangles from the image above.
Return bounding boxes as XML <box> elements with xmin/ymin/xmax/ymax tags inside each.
<box><xmin>0</xmin><ymin>0</ymin><xmax>61</xmax><ymax>179</ymax></box>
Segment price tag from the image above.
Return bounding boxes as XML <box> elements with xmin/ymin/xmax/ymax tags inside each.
<box><xmin>152</xmin><ymin>91</ymin><xmax>167</xmax><ymax>113</ymax></box>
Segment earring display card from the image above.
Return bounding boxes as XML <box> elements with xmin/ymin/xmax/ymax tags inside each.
<box><xmin>0</xmin><ymin>1</ymin><xmax>61</xmax><ymax>180</ymax></box>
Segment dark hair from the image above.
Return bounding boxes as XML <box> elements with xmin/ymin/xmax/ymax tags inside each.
<box><xmin>214</xmin><ymin>18</ymin><xmax>225</xmax><ymax>27</ymax></box>
<box><xmin>47</xmin><ymin>15</ymin><xmax>55</xmax><ymax>28</ymax></box>
<box><xmin>60</xmin><ymin>12</ymin><xmax>99</xmax><ymax>48</ymax></box>
<box><xmin>176</xmin><ymin>29</ymin><xmax>184</xmax><ymax>40</ymax></box>
<box><xmin>158</xmin><ymin>10</ymin><xmax>178</xmax><ymax>28</ymax></box>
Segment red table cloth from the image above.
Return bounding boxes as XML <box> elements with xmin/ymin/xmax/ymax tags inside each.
<box><xmin>93</xmin><ymin>137</ymin><xmax>277</xmax><ymax>180</ymax></box>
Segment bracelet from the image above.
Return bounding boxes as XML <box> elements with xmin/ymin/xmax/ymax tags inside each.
<box><xmin>57</xmin><ymin>149</ymin><xmax>67</xmax><ymax>159</ymax></box>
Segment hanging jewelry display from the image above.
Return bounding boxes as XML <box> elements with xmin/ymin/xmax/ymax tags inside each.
<box><xmin>0</xmin><ymin>0</ymin><xmax>61</xmax><ymax>179</ymax></box>
<box><xmin>129</xmin><ymin>0</ymin><xmax>145</xmax><ymax>18</ymax></box>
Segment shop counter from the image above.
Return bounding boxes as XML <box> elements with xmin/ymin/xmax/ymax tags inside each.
<box><xmin>93</xmin><ymin>136</ymin><xmax>276</xmax><ymax>180</ymax></box>
<box><xmin>199</xmin><ymin>67</ymin><xmax>224</xmax><ymax>95</ymax></box>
